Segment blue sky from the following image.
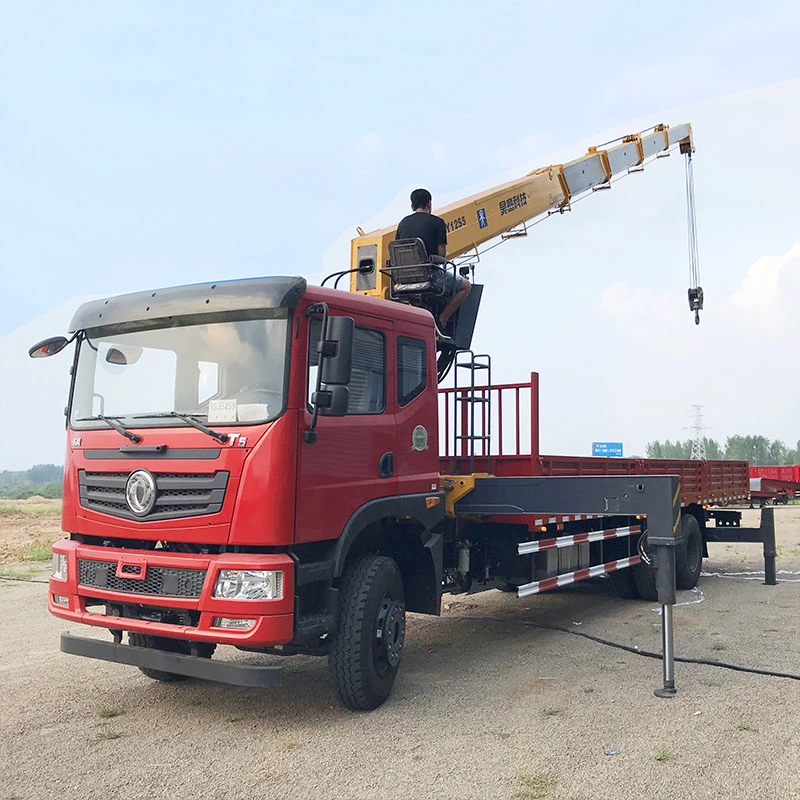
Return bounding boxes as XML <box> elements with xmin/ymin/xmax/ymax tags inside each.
<box><xmin>2</xmin><ymin>2</ymin><xmax>800</xmax><ymax>469</ymax></box>
<box><xmin>2</xmin><ymin>0</ymin><xmax>799</xmax><ymax>335</ymax></box>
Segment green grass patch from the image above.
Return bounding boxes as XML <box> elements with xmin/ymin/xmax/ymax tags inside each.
<box><xmin>0</xmin><ymin>565</ymin><xmax>42</xmax><ymax>580</ymax></box>
<box><xmin>513</xmin><ymin>773</ymin><xmax>556</xmax><ymax>800</ymax></box>
<box><xmin>736</xmin><ymin>723</ymin><xmax>758</xmax><ymax>733</ymax></box>
<box><xmin>654</xmin><ymin>748</ymin><xmax>672</xmax><ymax>762</ymax></box>
<box><xmin>0</xmin><ymin>504</ymin><xmax>61</xmax><ymax>517</ymax></box>
<box><xmin>17</xmin><ymin>545</ymin><xmax>53</xmax><ymax>562</ymax></box>
<box><xmin>94</xmin><ymin>729</ymin><xmax>122</xmax><ymax>742</ymax></box>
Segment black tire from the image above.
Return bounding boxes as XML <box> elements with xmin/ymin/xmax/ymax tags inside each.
<box><xmin>128</xmin><ymin>633</ymin><xmax>214</xmax><ymax>683</ymax></box>
<box><xmin>608</xmin><ymin>566</ymin><xmax>640</xmax><ymax>599</ymax></box>
<box><xmin>329</xmin><ymin>555</ymin><xmax>405</xmax><ymax>711</ymax></box>
<box><xmin>675</xmin><ymin>513</ymin><xmax>703</xmax><ymax>590</ymax></box>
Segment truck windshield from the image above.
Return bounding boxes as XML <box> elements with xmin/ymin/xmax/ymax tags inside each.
<box><xmin>70</xmin><ymin>312</ymin><xmax>290</xmax><ymax>430</ymax></box>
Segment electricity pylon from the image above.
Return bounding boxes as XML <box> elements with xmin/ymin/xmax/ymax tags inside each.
<box><xmin>688</xmin><ymin>404</ymin><xmax>706</xmax><ymax>460</ymax></box>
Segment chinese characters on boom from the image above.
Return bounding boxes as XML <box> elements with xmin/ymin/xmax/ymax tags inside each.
<box><xmin>500</xmin><ymin>191</ymin><xmax>528</xmax><ymax>216</ymax></box>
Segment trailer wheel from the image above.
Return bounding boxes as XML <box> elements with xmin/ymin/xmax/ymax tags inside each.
<box><xmin>675</xmin><ymin>513</ymin><xmax>703</xmax><ymax>590</ymax></box>
<box><xmin>608</xmin><ymin>566</ymin><xmax>640</xmax><ymax>599</ymax></box>
<box><xmin>329</xmin><ymin>554</ymin><xmax>405</xmax><ymax>711</ymax></box>
<box><xmin>128</xmin><ymin>633</ymin><xmax>214</xmax><ymax>682</ymax></box>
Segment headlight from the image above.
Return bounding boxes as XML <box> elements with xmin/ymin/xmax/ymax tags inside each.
<box><xmin>52</xmin><ymin>553</ymin><xmax>67</xmax><ymax>581</ymax></box>
<box><xmin>213</xmin><ymin>570</ymin><xmax>283</xmax><ymax>600</ymax></box>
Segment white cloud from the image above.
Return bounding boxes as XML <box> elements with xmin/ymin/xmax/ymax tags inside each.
<box><xmin>729</xmin><ymin>241</ymin><xmax>800</xmax><ymax>334</ymax></box>
<box><xmin>600</xmin><ymin>281</ymin><xmax>654</xmax><ymax>317</ymax></box>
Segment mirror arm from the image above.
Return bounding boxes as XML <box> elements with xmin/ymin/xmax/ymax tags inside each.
<box><xmin>304</xmin><ymin>302</ymin><xmax>330</xmax><ymax>444</ymax></box>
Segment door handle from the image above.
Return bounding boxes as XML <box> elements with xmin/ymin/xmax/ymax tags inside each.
<box><xmin>379</xmin><ymin>451</ymin><xmax>394</xmax><ymax>479</ymax></box>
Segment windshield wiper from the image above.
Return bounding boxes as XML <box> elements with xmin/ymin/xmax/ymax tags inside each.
<box><xmin>132</xmin><ymin>412</ymin><xmax>228</xmax><ymax>443</ymax></box>
<box><xmin>79</xmin><ymin>415</ymin><xmax>142</xmax><ymax>444</ymax></box>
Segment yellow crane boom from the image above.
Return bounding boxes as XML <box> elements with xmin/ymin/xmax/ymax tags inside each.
<box><xmin>349</xmin><ymin>123</ymin><xmax>694</xmax><ymax>299</ymax></box>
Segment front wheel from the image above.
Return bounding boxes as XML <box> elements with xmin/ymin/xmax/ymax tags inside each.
<box><xmin>329</xmin><ymin>555</ymin><xmax>406</xmax><ymax>711</ymax></box>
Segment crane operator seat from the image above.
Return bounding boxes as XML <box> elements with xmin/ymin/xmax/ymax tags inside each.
<box><xmin>386</xmin><ymin>237</ymin><xmax>453</xmax><ymax>315</ymax></box>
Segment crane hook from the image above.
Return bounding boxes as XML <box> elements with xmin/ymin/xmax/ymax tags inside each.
<box><xmin>688</xmin><ymin>286</ymin><xmax>703</xmax><ymax>326</ymax></box>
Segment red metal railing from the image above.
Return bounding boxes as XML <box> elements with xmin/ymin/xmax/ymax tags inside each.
<box><xmin>438</xmin><ymin>371</ymin><xmax>749</xmax><ymax>504</ymax></box>
<box><xmin>438</xmin><ymin>373</ymin><xmax>540</xmax><ymax>473</ymax></box>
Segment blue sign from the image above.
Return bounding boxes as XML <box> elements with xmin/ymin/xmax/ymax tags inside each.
<box><xmin>592</xmin><ymin>442</ymin><xmax>623</xmax><ymax>458</ymax></box>
<box><xmin>477</xmin><ymin>208</ymin><xmax>488</xmax><ymax>229</ymax></box>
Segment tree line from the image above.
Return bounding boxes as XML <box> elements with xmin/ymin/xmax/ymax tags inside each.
<box><xmin>645</xmin><ymin>436</ymin><xmax>800</xmax><ymax>465</ymax></box>
<box><xmin>0</xmin><ymin>464</ymin><xmax>63</xmax><ymax>499</ymax></box>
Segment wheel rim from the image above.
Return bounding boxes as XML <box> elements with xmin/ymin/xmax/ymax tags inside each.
<box><xmin>373</xmin><ymin>594</ymin><xmax>405</xmax><ymax>675</ymax></box>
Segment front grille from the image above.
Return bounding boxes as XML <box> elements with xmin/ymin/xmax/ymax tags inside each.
<box><xmin>78</xmin><ymin>470</ymin><xmax>229</xmax><ymax>521</ymax></box>
<box><xmin>78</xmin><ymin>558</ymin><xmax>207</xmax><ymax>598</ymax></box>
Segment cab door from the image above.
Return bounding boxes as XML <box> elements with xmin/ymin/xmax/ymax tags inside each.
<box><xmin>393</xmin><ymin>330</ymin><xmax>440</xmax><ymax>497</ymax></box>
<box><xmin>295</xmin><ymin>311</ymin><xmax>397</xmax><ymax>544</ymax></box>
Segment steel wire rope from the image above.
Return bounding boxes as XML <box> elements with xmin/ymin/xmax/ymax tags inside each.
<box><xmin>685</xmin><ymin>152</ymin><xmax>701</xmax><ymax>290</ymax></box>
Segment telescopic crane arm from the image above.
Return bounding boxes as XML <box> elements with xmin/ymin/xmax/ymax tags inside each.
<box><xmin>348</xmin><ymin>123</ymin><xmax>700</xmax><ymax>320</ymax></box>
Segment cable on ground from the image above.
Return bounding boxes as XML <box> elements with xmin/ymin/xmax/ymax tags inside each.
<box><xmin>447</xmin><ymin>614</ymin><xmax>800</xmax><ymax>682</ymax></box>
<box><xmin>0</xmin><ymin>574</ymin><xmax>50</xmax><ymax>584</ymax></box>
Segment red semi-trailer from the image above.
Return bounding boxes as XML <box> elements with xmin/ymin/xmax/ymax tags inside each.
<box><xmin>33</xmin><ymin>277</ymin><xmax>749</xmax><ymax>709</ymax></box>
<box><xmin>750</xmin><ymin>465</ymin><xmax>800</xmax><ymax>483</ymax></box>
<box><xmin>748</xmin><ymin>467</ymin><xmax>800</xmax><ymax>505</ymax></box>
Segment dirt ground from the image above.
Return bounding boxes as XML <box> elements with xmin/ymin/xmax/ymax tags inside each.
<box><xmin>0</xmin><ymin>505</ymin><xmax>798</xmax><ymax>800</ymax></box>
<box><xmin>0</xmin><ymin>497</ymin><xmax>63</xmax><ymax>563</ymax></box>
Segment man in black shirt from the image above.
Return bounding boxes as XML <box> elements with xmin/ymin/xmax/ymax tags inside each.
<box><xmin>395</xmin><ymin>188</ymin><xmax>471</xmax><ymax>340</ymax></box>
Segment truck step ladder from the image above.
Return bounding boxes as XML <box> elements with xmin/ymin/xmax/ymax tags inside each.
<box><xmin>451</xmin><ymin>350</ymin><xmax>492</xmax><ymax>475</ymax></box>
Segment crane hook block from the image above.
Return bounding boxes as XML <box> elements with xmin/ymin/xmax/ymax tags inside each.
<box><xmin>688</xmin><ymin>286</ymin><xmax>703</xmax><ymax>325</ymax></box>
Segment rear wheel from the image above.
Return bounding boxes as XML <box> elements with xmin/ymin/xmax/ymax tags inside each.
<box><xmin>329</xmin><ymin>555</ymin><xmax>406</xmax><ymax>711</ymax></box>
<box><xmin>128</xmin><ymin>633</ymin><xmax>214</xmax><ymax>682</ymax></box>
<box><xmin>675</xmin><ymin>513</ymin><xmax>703</xmax><ymax>590</ymax></box>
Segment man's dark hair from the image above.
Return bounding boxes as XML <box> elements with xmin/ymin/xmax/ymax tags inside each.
<box><xmin>410</xmin><ymin>188</ymin><xmax>432</xmax><ymax>210</ymax></box>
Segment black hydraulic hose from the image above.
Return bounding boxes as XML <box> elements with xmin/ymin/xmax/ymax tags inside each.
<box><xmin>447</xmin><ymin>614</ymin><xmax>800</xmax><ymax>681</ymax></box>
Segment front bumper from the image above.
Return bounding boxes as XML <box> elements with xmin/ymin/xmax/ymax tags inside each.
<box><xmin>49</xmin><ymin>540</ymin><xmax>295</xmax><ymax>647</ymax></box>
<box><xmin>60</xmin><ymin>631</ymin><xmax>282</xmax><ymax>687</ymax></box>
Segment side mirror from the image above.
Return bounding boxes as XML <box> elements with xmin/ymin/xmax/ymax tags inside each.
<box><xmin>29</xmin><ymin>336</ymin><xmax>70</xmax><ymax>359</ymax></box>
<box><xmin>312</xmin><ymin>385</ymin><xmax>349</xmax><ymax>417</ymax></box>
<box><xmin>320</xmin><ymin>316</ymin><xmax>354</xmax><ymax>385</ymax></box>
<box><xmin>105</xmin><ymin>345</ymin><xmax>143</xmax><ymax>365</ymax></box>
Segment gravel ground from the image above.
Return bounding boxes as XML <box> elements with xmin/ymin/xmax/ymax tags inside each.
<box><xmin>0</xmin><ymin>507</ymin><xmax>798</xmax><ymax>800</ymax></box>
